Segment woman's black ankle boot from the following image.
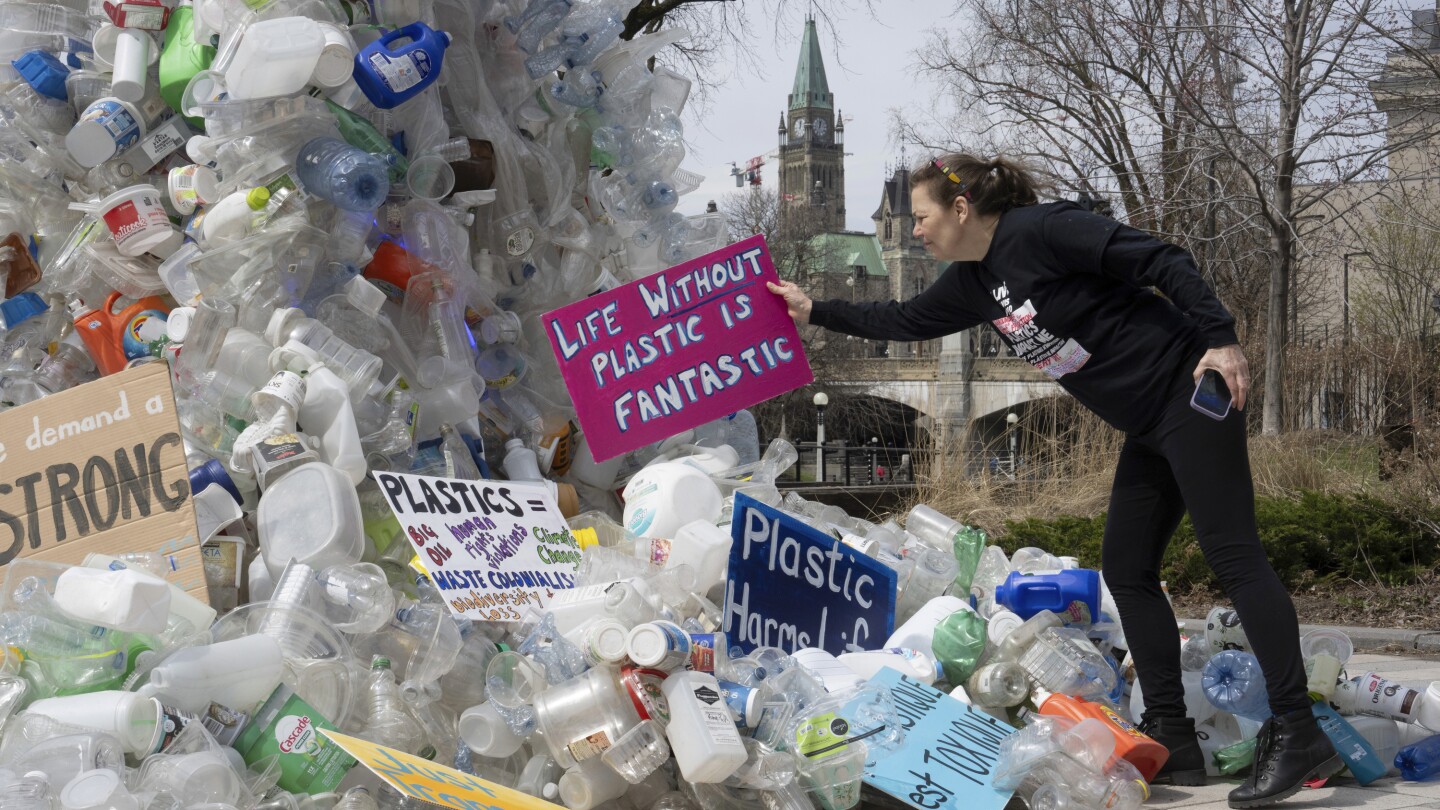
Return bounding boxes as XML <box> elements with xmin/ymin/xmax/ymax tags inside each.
<box><xmin>1227</xmin><ymin>706</ymin><xmax>1341</xmax><ymax>808</ymax></box>
<box><xmin>1138</xmin><ymin>715</ymin><xmax>1208</xmax><ymax>786</ymax></box>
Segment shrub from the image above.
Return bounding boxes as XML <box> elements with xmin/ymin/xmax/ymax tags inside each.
<box><xmin>996</xmin><ymin>491</ymin><xmax>1440</xmax><ymax>591</ymax></box>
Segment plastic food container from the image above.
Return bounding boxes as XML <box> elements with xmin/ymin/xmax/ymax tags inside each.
<box><xmin>256</xmin><ymin>461</ymin><xmax>364</xmax><ymax>576</ymax></box>
<box><xmin>66</xmin><ymin>97</ymin><xmax>147</xmax><ymax>167</ymax></box>
<box><xmin>72</xmin><ymin>184</ymin><xmax>178</xmax><ymax>258</ymax></box>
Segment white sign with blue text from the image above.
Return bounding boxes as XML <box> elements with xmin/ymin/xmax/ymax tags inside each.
<box><xmin>722</xmin><ymin>492</ymin><xmax>897</xmax><ymax>656</ymax></box>
<box><xmin>852</xmin><ymin>667</ymin><xmax>1015</xmax><ymax>810</ymax></box>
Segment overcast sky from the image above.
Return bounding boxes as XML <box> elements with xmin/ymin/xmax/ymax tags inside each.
<box><xmin>674</xmin><ymin>2</ymin><xmax>941</xmax><ymax>232</ymax></box>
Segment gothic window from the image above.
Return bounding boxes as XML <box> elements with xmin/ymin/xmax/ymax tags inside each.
<box><xmin>884</xmin><ymin>216</ymin><xmax>892</xmax><ymax>240</ymax></box>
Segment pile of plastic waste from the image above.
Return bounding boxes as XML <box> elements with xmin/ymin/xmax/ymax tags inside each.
<box><xmin>0</xmin><ymin>0</ymin><xmax>1438</xmax><ymax>808</ymax></box>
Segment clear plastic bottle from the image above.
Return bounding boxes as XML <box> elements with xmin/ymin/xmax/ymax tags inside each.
<box><xmin>265</xmin><ymin>307</ymin><xmax>383</xmax><ymax>395</ymax></box>
<box><xmin>362</xmin><ymin>656</ymin><xmax>426</xmax><ymax>755</ymax></box>
<box><xmin>1201</xmin><ymin>650</ymin><xmax>1271</xmax><ymax>721</ymax></box>
<box><xmin>967</xmin><ymin>661</ymin><xmax>1030</xmax><ymax>707</ymax></box>
<box><xmin>296</xmin><ymin>137</ymin><xmax>391</xmax><ymax>211</ymax></box>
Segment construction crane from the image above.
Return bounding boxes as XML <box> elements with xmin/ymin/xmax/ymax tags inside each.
<box><xmin>730</xmin><ymin>148</ymin><xmax>781</xmax><ymax>187</ymax></box>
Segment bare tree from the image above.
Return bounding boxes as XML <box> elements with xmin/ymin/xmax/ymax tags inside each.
<box><xmin>904</xmin><ymin>0</ymin><xmax>1440</xmax><ymax>434</ymax></box>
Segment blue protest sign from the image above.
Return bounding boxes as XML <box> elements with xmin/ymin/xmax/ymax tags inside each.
<box><xmin>722</xmin><ymin>492</ymin><xmax>897</xmax><ymax>656</ymax></box>
<box><xmin>850</xmin><ymin>667</ymin><xmax>1015</xmax><ymax>810</ymax></box>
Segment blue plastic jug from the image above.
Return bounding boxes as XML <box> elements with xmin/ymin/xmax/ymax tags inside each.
<box><xmin>1394</xmin><ymin>733</ymin><xmax>1440</xmax><ymax>781</ymax></box>
<box><xmin>353</xmin><ymin>22</ymin><xmax>450</xmax><ymax>109</ymax></box>
<box><xmin>1313</xmin><ymin>702</ymin><xmax>1387</xmax><ymax>785</ymax></box>
<box><xmin>993</xmin><ymin>568</ymin><xmax>1100</xmax><ymax>625</ymax></box>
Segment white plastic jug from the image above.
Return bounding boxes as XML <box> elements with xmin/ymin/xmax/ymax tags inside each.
<box><xmin>223</xmin><ymin>18</ymin><xmax>326</xmax><ymax>100</ymax></box>
<box><xmin>622</xmin><ymin>461</ymin><xmax>722</xmax><ymax>540</ymax></box>
<box><xmin>660</xmin><ymin>671</ymin><xmax>747</xmax><ymax>783</ymax></box>
<box><xmin>140</xmin><ymin>635</ymin><xmax>285</xmax><ymax>713</ymax></box>
<box><xmin>53</xmin><ymin>567</ymin><xmax>171</xmax><ymax>634</ymax></box>
<box><xmin>257</xmin><ymin>461</ymin><xmax>364</xmax><ymax>577</ymax></box>
<box><xmin>884</xmin><ymin>595</ymin><xmax>975</xmax><ymax>658</ymax></box>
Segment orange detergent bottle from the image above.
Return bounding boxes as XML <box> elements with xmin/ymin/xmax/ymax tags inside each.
<box><xmin>1033</xmin><ymin>688</ymin><xmax>1170</xmax><ymax>781</ymax></box>
<box><xmin>71</xmin><ymin>292</ymin><xmax>172</xmax><ymax>375</ymax></box>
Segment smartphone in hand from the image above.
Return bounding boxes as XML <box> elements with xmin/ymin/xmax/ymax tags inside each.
<box><xmin>1191</xmin><ymin>369</ymin><xmax>1233</xmax><ymax>420</ymax></box>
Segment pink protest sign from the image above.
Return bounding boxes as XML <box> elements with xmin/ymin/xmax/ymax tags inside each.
<box><xmin>543</xmin><ymin>235</ymin><xmax>813</xmax><ymax>462</ymax></box>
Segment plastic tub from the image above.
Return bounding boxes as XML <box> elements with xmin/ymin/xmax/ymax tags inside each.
<box><xmin>223</xmin><ymin>17</ymin><xmax>326</xmax><ymax>100</ymax></box>
<box><xmin>167</xmin><ymin>165</ymin><xmax>219</xmax><ymax>215</ymax></box>
<box><xmin>66</xmin><ymin>98</ymin><xmax>147</xmax><ymax>168</ymax></box>
<box><xmin>75</xmin><ymin>185</ymin><xmax>176</xmax><ymax>258</ymax></box>
<box><xmin>256</xmin><ymin>461</ymin><xmax>364</xmax><ymax>576</ymax></box>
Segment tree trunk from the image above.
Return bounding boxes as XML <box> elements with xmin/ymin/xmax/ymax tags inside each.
<box><xmin>1262</xmin><ymin>240</ymin><xmax>1287</xmax><ymax>435</ymax></box>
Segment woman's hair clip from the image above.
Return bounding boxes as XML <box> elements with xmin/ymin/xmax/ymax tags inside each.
<box><xmin>932</xmin><ymin>159</ymin><xmax>972</xmax><ymax>200</ymax></box>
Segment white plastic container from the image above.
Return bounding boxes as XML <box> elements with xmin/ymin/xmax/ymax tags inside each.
<box><xmin>193</xmin><ymin>187</ymin><xmax>269</xmax><ymax>249</ymax></box>
<box><xmin>73</xmin><ymin>185</ymin><xmax>178</xmax><ymax>258</ymax></box>
<box><xmin>884</xmin><ymin>595</ymin><xmax>975</xmax><ymax>658</ymax></box>
<box><xmin>635</xmin><ymin>518</ymin><xmax>730</xmax><ymax>592</ymax></box>
<box><xmin>223</xmin><ymin>17</ymin><xmax>327</xmax><ymax>100</ymax></box>
<box><xmin>256</xmin><ymin>461</ymin><xmax>364</xmax><ymax>577</ymax></box>
<box><xmin>625</xmin><ymin>620</ymin><xmax>692</xmax><ymax>670</ymax></box>
<box><xmin>61</xmin><ymin>769</ymin><xmax>139</xmax><ymax>810</ymax></box>
<box><xmin>167</xmin><ymin>165</ymin><xmax>219</xmax><ymax>215</ymax></box>
<box><xmin>1348</xmin><ymin>714</ymin><xmax>1401</xmax><ymax>772</ymax></box>
<box><xmin>312</xmin><ymin>22</ymin><xmax>356</xmax><ymax>88</ymax></box>
<box><xmin>66</xmin><ymin>97</ymin><xmax>146</xmax><ymax>167</ymax></box>
<box><xmin>27</xmin><ymin>692</ymin><xmax>168</xmax><ymax>756</ymax></box>
<box><xmin>1335</xmin><ymin>672</ymin><xmax>1426</xmax><ymax>723</ymax></box>
<box><xmin>660</xmin><ymin>671</ymin><xmax>747</xmax><ymax>783</ymax></box>
<box><xmin>278</xmin><ymin>343</ymin><xmax>366</xmax><ymax>485</ymax></box>
<box><xmin>1418</xmin><ymin>681</ymin><xmax>1440</xmax><ymax>732</ymax></box>
<box><xmin>81</xmin><ymin>553</ymin><xmax>218</xmax><ymax>632</ymax></box>
<box><xmin>140</xmin><ymin>634</ymin><xmax>285</xmax><ymax>713</ymax></box>
<box><xmin>459</xmin><ymin>702</ymin><xmax>525</xmax><ymax>758</ymax></box>
<box><xmin>622</xmin><ymin>461</ymin><xmax>723</xmax><ymax>539</ymax></box>
<box><xmin>53</xmin><ymin>567</ymin><xmax>171</xmax><ymax>634</ymax></box>
<box><xmin>837</xmin><ymin>648</ymin><xmax>943</xmax><ymax>686</ymax></box>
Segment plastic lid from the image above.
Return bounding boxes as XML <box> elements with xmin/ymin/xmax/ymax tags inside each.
<box><xmin>345</xmin><ymin>276</ymin><xmax>386</xmax><ymax>315</ymax></box>
<box><xmin>0</xmin><ymin>292</ymin><xmax>48</xmax><ymax>329</ymax></box>
<box><xmin>590</xmin><ymin>623</ymin><xmax>629</xmax><ymax>663</ymax></box>
<box><xmin>264</xmin><ymin>307</ymin><xmax>303</xmax><ymax>347</ymax></box>
<box><xmin>626</xmin><ymin>624</ymin><xmax>670</xmax><ymax>667</ymax></box>
<box><xmin>244</xmin><ymin>187</ymin><xmax>271</xmax><ymax>211</ymax></box>
<box><xmin>166</xmin><ymin>306</ymin><xmax>195</xmax><ymax>342</ymax></box>
<box><xmin>61</xmin><ymin>770</ymin><xmax>126</xmax><ymax>810</ymax></box>
<box><xmin>13</xmin><ymin>50</ymin><xmax>69</xmax><ymax>100</ymax></box>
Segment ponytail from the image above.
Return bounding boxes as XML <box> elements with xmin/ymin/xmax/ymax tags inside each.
<box><xmin>911</xmin><ymin>154</ymin><xmax>1041</xmax><ymax>216</ymax></box>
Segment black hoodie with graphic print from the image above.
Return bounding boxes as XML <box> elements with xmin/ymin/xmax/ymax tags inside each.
<box><xmin>808</xmin><ymin>201</ymin><xmax>1239</xmax><ymax>435</ymax></box>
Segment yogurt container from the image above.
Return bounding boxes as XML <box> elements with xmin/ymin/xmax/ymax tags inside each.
<box><xmin>67</xmin><ymin>97</ymin><xmax>147</xmax><ymax>167</ymax></box>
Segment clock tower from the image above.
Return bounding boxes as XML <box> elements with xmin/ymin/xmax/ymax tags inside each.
<box><xmin>777</xmin><ymin>16</ymin><xmax>845</xmax><ymax>233</ymax></box>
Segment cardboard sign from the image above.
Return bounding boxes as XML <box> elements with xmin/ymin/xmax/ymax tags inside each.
<box><xmin>0</xmin><ymin>363</ymin><xmax>206</xmax><ymax>602</ymax></box>
<box><xmin>723</xmin><ymin>492</ymin><xmax>896</xmax><ymax>656</ymax></box>
<box><xmin>855</xmin><ymin>668</ymin><xmax>1015</xmax><ymax>810</ymax></box>
<box><xmin>321</xmin><ymin>730</ymin><xmax>564</xmax><ymax>810</ymax></box>
<box><xmin>543</xmin><ymin>235</ymin><xmax>813</xmax><ymax>461</ymax></box>
<box><xmin>371</xmin><ymin>471</ymin><xmax>580</xmax><ymax>621</ymax></box>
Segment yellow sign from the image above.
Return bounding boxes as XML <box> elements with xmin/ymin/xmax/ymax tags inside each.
<box><xmin>319</xmin><ymin>730</ymin><xmax>564</xmax><ymax>810</ymax></box>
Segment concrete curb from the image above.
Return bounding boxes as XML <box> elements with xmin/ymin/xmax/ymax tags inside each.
<box><xmin>1178</xmin><ymin>617</ymin><xmax>1440</xmax><ymax>654</ymax></box>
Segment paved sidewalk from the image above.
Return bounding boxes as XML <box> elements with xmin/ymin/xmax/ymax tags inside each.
<box><xmin>1149</xmin><ymin>651</ymin><xmax>1440</xmax><ymax>809</ymax></box>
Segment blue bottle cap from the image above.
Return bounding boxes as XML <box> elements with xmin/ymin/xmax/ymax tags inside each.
<box><xmin>189</xmin><ymin>458</ymin><xmax>243</xmax><ymax>506</ymax></box>
<box><xmin>11</xmin><ymin>50</ymin><xmax>69</xmax><ymax>101</ymax></box>
<box><xmin>0</xmin><ymin>292</ymin><xmax>48</xmax><ymax>330</ymax></box>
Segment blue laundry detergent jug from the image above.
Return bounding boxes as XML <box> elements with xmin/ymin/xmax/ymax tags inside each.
<box><xmin>994</xmin><ymin>568</ymin><xmax>1101</xmax><ymax>625</ymax></box>
<box><xmin>353</xmin><ymin>22</ymin><xmax>450</xmax><ymax>109</ymax></box>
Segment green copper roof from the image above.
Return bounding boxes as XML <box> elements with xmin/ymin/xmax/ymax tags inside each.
<box><xmin>803</xmin><ymin>232</ymin><xmax>887</xmax><ymax>277</ymax></box>
<box><xmin>790</xmin><ymin>18</ymin><xmax>833</xmax><ymax>110</ymax></box>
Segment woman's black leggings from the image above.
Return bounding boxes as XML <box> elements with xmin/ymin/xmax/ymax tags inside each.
<box><xmin>1101</xmin><ymin>371</ymin><xmax>1310</xmax><ymax>720</ymax></box>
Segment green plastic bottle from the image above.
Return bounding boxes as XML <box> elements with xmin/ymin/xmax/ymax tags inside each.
<box><xmin>1215</xmin><ymin>737</ymin><xmax>1257</xmax><ymax>776</ymax></box>
<box><xmin>159</xmin><ymin>4</ymin><xmax>215</xmax><ymax>126</ymax></box>
<box><xmin>931</xmin><ymin>606</ymin><xmax>987</xmax><ymax>685</ymax></box>
<box><xmin>325</xmin><ymin>100</ymin><xmax>409</xmax><ymax>182</ymax></box>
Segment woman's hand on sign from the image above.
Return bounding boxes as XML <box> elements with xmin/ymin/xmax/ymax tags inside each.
<box><xmin>767</xmin><ymin>280</ymin><xmax>813</xmax><ymax>325</ymax></box>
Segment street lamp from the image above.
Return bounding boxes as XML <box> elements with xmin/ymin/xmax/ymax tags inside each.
<box><xmin>1006</xmin><ymin>412</ymin><xmax>1019</xmax><ymax>478</ymax></box>
<box><xmin>813</xmin><ymin>392</ymin><xmax>829</xmax><ymax>482</ymax></box>
<box><xmin>1343</xmin><ymin>252</ymin><xmax>1368</xmax><ymax>346</ymax></box>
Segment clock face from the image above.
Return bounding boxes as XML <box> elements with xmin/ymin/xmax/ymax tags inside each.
<box><xmin>793</xmin><ymin>117</ymin><xmax>807</xmax><ymax>138</ymax></box>
<box><xmin>812</xmin><ymin>117</ymin><xmax>828</xmax><ymax>138</ymax></box>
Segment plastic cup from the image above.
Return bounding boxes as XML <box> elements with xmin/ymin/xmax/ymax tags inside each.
<box><xmin>405</xmin><ymin>155</ymin><xmax>456</xmax><ymax>201</ymax></box>
<box><xmin>61</xmin><ymin>770</ymin><xmax>139</xmax><ymax>810</ymax></box>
